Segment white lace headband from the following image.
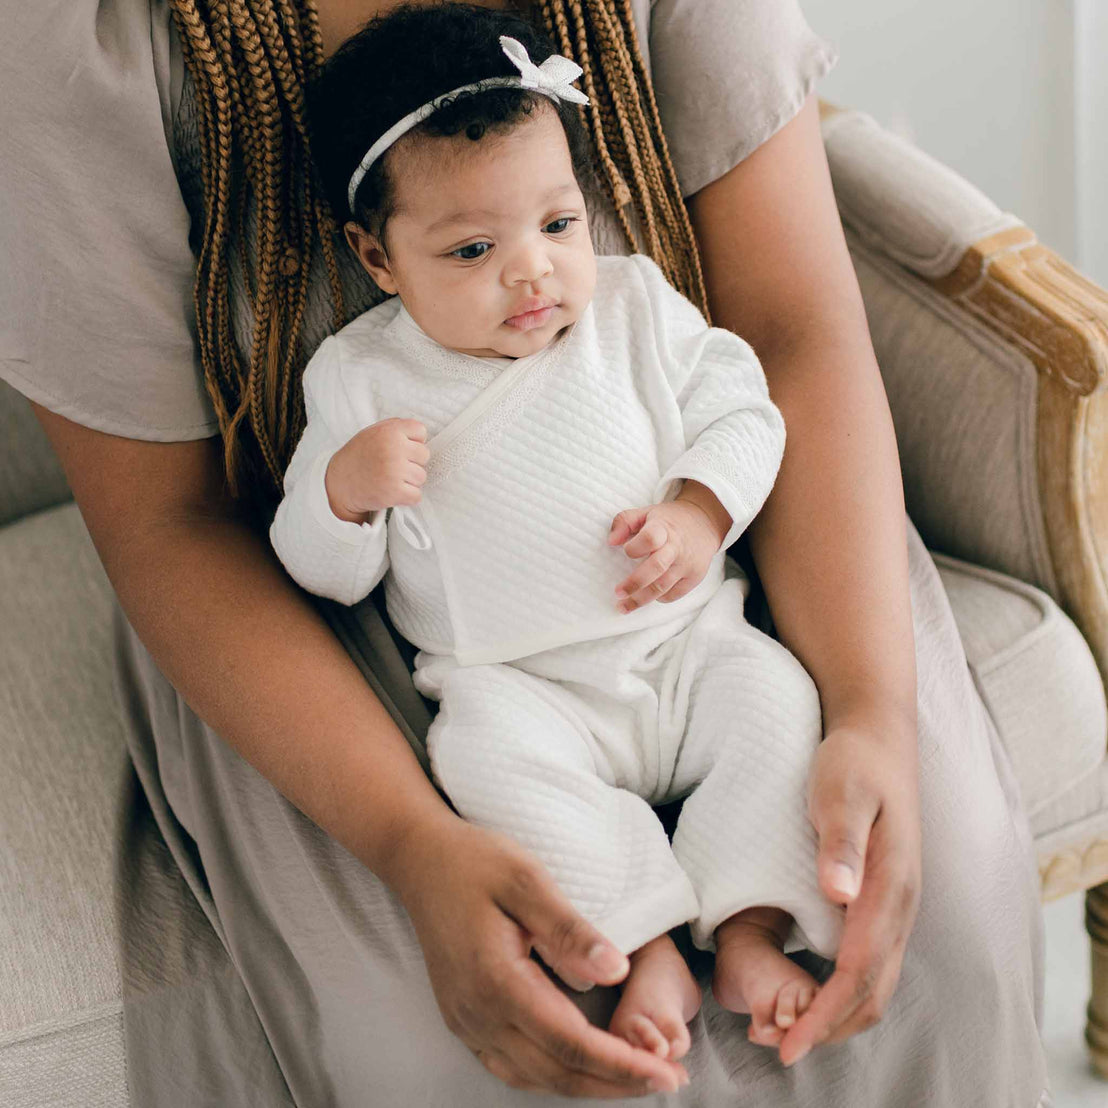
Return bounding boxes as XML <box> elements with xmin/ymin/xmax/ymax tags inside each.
<box><xmin>346</xmin><ymin>35</ymin><xmax>590</xmax><ymax>215</ymax></box>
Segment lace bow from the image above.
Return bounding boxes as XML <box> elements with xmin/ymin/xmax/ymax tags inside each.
<box><xmin>498</xmin><ymin>36</ymin><xmax>590</xmax><ymax>105</ymax></box>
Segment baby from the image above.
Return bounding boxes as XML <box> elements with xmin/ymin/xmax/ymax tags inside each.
<box><xmin>271</xmin><ymin>1</ymin><xmax>846</xmax><ymax>1063</ymax></box>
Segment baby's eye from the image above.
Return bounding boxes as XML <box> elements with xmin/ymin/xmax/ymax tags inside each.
<box><xmin>451</xmin><ymin>242</ymin><xmax>491</xmax><ymax>261</ymax></box>
<box><xmin>545</xmin><ymin>217</ymin><xmax>578</xmax><ymax>234</ymax></box>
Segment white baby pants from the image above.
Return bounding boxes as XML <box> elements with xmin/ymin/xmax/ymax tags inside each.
<box><xmin>413</xmin><ymin>574</ymin><xmax>845</xmax><ymax>959</ymax></box>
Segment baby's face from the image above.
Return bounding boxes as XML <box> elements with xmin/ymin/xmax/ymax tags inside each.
<box><xmin>348</xmin><ymin>105</ymin><xmax>597</xmax><ymax>359</ymax></box>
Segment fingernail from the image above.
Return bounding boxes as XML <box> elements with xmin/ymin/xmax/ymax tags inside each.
<box><xmin>615</xmin><ymin>587</ymin><xmax>627</xmax><ymax>598</ymax></box>
<box><xmin>560</xmin><ymin>972</ymin><xmax>595</xmax><ymax>993</ymax></box>
<box><xmin>588</xmin><ymin>942</ymin><xmax>628</xmax><ymax>978</ymax></box>
<box><xmin>785</xmin><ymin>1044</ymin><xmax>811</xmax><ymax>1067</ymax></box>
<box><xmin>831</xmin><ymin>862</ymin><xmax>858</xmax><ymax>898</ymax></box>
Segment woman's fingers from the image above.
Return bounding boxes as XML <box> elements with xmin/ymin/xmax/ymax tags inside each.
<box><xmin>474</xmin><ymin>1028</ymin><xmax>676</xmax><ymax>1098</ymax></box>
<box><xmin>492</xmin><ymin>959</ymin><xmax>689</xmax><ymax>1093</ymax></box>
<box><xmin>400</xmin><ymin>821</ymin><xmax>690</xmax><ymax>1096</ymax></box>
<box><xmin>815</xmin><ymin>824</ymin><xmax>915</xmax><ymax>1048</ymax></box>
<box><xmin>781</xmin><ymin>790</ymin><xmax>920</xmax><ymax>1060</ymax></box>
<box><xmin>776</xmin><ymin>728</ymin><xmax>921</xmax><ymax>1066</ymax></box>
<box><xmin>776</xmin><ymin>861</ymin><xmax>905</xmax><ymax>1064</ymax></box>
<box><xmin>490</xmin><ymin>858</ymin><xmax>689</xmax><ymax>1091</ymax></box>
<box><xmin>495</xmin><ymin>860</ymin><xmax>630</xmax><ymax>989</ymax></box>
<box><xmin>807</xmin><ymin>743</ymin><xmax>879</xmax><ymax>908</ymax></box>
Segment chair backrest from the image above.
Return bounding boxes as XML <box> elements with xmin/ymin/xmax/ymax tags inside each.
<box><xmin>0</xmin><ymin>380</ymin><xmax>72</xmax><ymax>528</ymax></box>
<box><xmin>821</xmin><ymin>104</ymin><xmax>1108</xmax><ymax>689</ymax></box>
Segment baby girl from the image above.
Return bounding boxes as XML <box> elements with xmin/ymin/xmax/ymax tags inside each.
<box><xmin>271</xmin><ymin>1</ymin><xmax>845</xmax><ymax>1064</ymax></box>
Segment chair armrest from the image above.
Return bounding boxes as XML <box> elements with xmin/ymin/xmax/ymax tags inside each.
<box><xmin>818</xmin><ymin>101</ymin><xmax>1108</xmax><ymax>687</ymax></box>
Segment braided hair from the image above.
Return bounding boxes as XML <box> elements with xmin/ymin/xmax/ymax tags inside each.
<box><xmin>168</xmin><ymin>0</ymin><xmax>709</xmax><ymax>512</ymax></box>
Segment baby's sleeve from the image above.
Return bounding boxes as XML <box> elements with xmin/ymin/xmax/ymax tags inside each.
<box><xmin>633</xmin><ymin>255</ymin><xmax>787</xmax><ymax>551</ymax></box>
<box><xmin>269</xmin><ymin>337</ymin><xmax>389</xmax><ymax>606</ymax></box>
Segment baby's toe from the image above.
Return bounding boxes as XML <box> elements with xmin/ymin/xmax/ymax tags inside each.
<box><xmin>796</xmin><ymin>982</ymin><xmax>819</xmax><ymax>1018</ymax></box>
<box><xmin>746</xmin><ymin>994</ymin><xmax>786</xmax><ymax>1046</ymax></box>
<box><xmin>627</xmin><ymin>1013</ymin><xmax>670</xmax><ymax>1058</ymax></box>
<box><xmin>774</xmin><ymin>980</ymin><xmax>804</xmax><ymax>1029</ymax></box>
<box><xmin>747</xmin><ymin>1017</ymin><xmax>784</xmax><ymax>1047</ymax></box>
<box><xmin>658</xmin><ymin>1015</ymin><xmax>692</xmax><ymax>1062</ymax></box>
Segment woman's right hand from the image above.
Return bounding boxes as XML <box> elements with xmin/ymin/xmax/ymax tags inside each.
<box><xmin>390</xmin><ymin>813</ymin><xmax>691</xmax><ymax>1097</ymax></box>
<box><xmin>325</xmin><ymin>417</ymin><xmax>429</xmax><ymax>524</ymax></box>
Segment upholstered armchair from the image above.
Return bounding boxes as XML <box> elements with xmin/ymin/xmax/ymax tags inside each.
<box><xmin>2</xmin><ymin>103</ymin><xmax>1107</xmax><ymax>1103</ymax></box>
<box><xmin>817</xmin><ymin>100</ymin><xmax>1108</xmax><ymax>1076</ymax></box>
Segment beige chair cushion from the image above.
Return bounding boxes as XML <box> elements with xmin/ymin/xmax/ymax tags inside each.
<box><xmin>933</xmin><ymin>552</ymin><xmax>1106</xmax><ymax>821</ymax></box>
<box><xmin>0</xmin><ymin>503</ymin><xmax>128</xmax><ymax>1107</ymax></box>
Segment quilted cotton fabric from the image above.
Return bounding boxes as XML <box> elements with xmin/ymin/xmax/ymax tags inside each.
<box><xmin>270</xmin><ymin>253</ymin><xmax>786</xmax><ymax>666</ymax></box>
<box><xmin>415</xmin><ymin>574</ymin><xmax>845</xmax><ymax>956</ymax></box>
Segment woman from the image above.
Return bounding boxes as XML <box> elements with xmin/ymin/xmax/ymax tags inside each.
<box><xmin>2</xmin><ymin>0</ymin><xmax>1051</xmax><ymax>1102</ymax></box>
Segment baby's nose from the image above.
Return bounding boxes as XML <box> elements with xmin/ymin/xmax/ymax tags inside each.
<box><xmin>509</xmin><ymin>242</ymin><xmax>555</xmax><ymax>283</ymax></box>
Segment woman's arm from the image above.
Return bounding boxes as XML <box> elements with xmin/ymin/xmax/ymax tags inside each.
<box><xmin>30</xmin><ymin>403</ymin><xmax>687</xmax><ymax>1097</ymax></box>
<box><xmin>685</xmin><ymin>94</ymin><xmax>922</xmax><ymax>1063</ymax></box>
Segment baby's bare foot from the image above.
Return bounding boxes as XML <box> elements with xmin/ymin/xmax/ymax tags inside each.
<box><xmin>712</xmin><ymin>906</ymin><xmax>820</xmax><ymax>1048</ymax></box>
<box><xmin>608</xmin><ymin>934</ymin><xmax>702</xmax><ymax>1061</ymax></box>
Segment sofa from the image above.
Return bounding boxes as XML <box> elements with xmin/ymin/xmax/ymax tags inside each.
<box><xmin>3</xmin><ymin>103</ymin><xmax>1108</xmax><ymax>1103</ymax></box>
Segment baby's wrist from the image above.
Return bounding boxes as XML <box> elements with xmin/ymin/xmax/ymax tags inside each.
<box><xmin>325</xmin><ymin>451</ymin><xmax>373</xmax><ymax>525</ymax></box>
<box><xmin>675</xmin><ymin>479</ymin><xmax>731</xmax><ymax>547</ymax></box>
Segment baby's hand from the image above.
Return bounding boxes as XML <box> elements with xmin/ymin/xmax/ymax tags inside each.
<box><xmin>608</xmin><ymin>499</ymin><xmax>721</xmax><ymax>613</ymax></box>
<box><xmin>325</xmin><ymin>418</ymin><xmax>428</xmax><ymax>525</ymax></box>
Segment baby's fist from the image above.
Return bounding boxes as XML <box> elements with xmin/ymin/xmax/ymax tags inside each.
<box><xmin>608</xmin><ymin>500</ymin><xmax>722</xmax><ymax>613</ymax></box>
<box><xmin>326</xmin><ymin>418</ymin><xmax>429</xmax><ymax>524</ymax></box>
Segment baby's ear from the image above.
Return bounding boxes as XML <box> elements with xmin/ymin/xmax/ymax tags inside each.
<box><xmin>344</xmin><ymin>222</ymin><xmax>397</xmax><ymax>293</ymax></box>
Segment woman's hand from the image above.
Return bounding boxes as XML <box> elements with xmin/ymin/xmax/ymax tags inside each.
<box><xmin>390</xmin><ymin>814</ymin><xmax>691</xmax><ymax>1097</ymax></box>
<box><xmin>608</xmin><ymin>496</ymin><xmax>723</xmax><ymax>613</ymax></box>
<box><xmin>774</xmin><ymin>719</ymin><xmax>922</xmax><ymax>1066</ymax></box>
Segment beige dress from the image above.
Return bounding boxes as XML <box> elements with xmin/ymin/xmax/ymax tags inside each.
<box><xmin>0</xmin><ymin>0</ymin><xmax>1052</xmax><ymax>1103</ymax></box>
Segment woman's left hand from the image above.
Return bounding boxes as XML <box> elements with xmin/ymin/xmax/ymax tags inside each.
<box><xmin>773</xmin><ymin>719</ymin><xmax>922</xmax><ymax>1066</ymax></box>
<box><xmin>608</xmin><ymin>500</ymin><xmax>721</xmax><ymax>612</ymax></box>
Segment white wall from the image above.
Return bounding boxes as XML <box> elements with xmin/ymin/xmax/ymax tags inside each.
<box><xmin>1075</xmin><ymin>0</ymin><xmax>1108</xmax><ymax>288</ymax></box>
<box><xmin>802</xmin><ymin>0</ymin><xmax>1107</xmax><ymax>287</ymax></box>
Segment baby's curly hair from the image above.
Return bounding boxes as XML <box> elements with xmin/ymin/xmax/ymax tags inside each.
<box><xmin>307</xmin><ymin>2</ymin><xmax>597</xmax><ymax>249</ymax></box>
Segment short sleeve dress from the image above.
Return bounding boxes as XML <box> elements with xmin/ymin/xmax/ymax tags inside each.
<box><xmin>1</xmin><ymin>2</ymin><xmax>1052</xmax><ymax>1105</ymax></box>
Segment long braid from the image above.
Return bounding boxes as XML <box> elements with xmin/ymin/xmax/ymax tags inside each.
<box><xmin>169</xmin><ymin>0</ymin><xmax>708</xmax><ymax>508</ymax></box>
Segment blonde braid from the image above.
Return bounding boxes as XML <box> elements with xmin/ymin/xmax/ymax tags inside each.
<box><xmin>167</xmin><ymin>0</ymin><xmax>242</xmax><ymax>453</ymax></box>
<box><xmin>170</xmin><ymin>0</ymin><xmax>707</xmax><ymax>508</ymax></box>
